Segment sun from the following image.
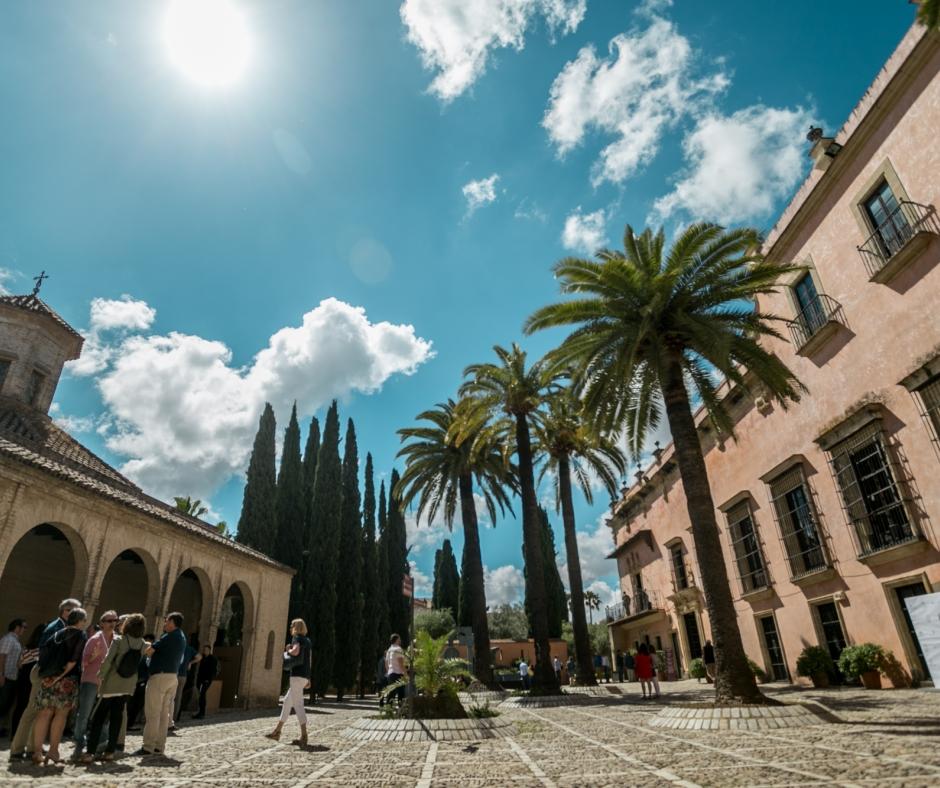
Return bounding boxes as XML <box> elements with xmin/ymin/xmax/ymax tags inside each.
<box><xmin>163</xmin><ymin>0</ymin><xmax>252</xmax><ymax>88</ymax></box>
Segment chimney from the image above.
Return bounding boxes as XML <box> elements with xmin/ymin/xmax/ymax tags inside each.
<box><xmin>806</xmin><ymin>126</ymin><xmax>843</xmax><ymax>171</ymax></box>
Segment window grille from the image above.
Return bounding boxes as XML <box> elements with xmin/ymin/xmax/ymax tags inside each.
<box><xmin>670</xmin><ymin>544</ymin><xmax>689</xmax><ymax>591</ymax></box>
<box><xmin>915</xmin><ymin>376</ymin><xmax>940</xmax><ymax>448</ymax></box>
<box><xmin>726</xmin><ymin>501</ymin><xmax>769</xmax><ymax>594</ymax></box>
<box><xmin>827</xmin><ymin>423</ymin><xmax>917</xmax><ymax>556</ymax></box>
<box><xmin>768</xmin><ymin>466</ymin><xmax>828</xmax><ymax>579</ymax></box>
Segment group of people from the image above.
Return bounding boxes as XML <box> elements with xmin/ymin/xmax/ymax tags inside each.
<box><xmin>1</xmin><ymin>598</ymin><xmax>220</xmax><ymax>766</ymax></box>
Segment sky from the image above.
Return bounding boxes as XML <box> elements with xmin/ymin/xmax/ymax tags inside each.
<box><xmin>0</xmin><ymin>0</ymin><xmax>916</xmax><ymax>612</ymax></box>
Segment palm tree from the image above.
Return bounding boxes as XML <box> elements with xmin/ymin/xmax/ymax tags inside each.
<box><xmin>583</xmin><ymin>590</ymin><xmax>601</xmax><ymax>625</ymax></box>
<box><xmin>534</xmin><ymin>390</ymin><xmax>625</xmax><ymax>685</ymax></box>
<box><xmin>174</xmin><ymin>496</ymin><xmax>208</xmax><ymax>519</ymax></box>
<box><xmin>460</xmin><ymin>343</ymin><xmax>563</xmax><ymax>692</ymax></box>
<box><xmin>525</xmin><ymin>223</ymin><xmax>804</xmax><ymax>704</ymax></box>
<box><xmin>917</xmin><ymin>0</ymin><xmax>939</xmax><ymax>30</ymax></box>
<box><xmin>396</xmin><ymin>399</ymin><xmax>514</xmax><ymax>687</ymax></box>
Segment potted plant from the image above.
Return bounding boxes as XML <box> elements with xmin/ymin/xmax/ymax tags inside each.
<box><xmin>689</xmin><ymin>658</ymin><xmax>707</xmax><ymax>682</ymax></box>
<box><xmin>382</xmin><ymin>630</ymin><xmax>475</xmax><ymax>717</ymax></box>
<box><xmin>796</xmin><ymin>645</ymin><xmax>835</xmax><ymax>688</ymax></box>
<box><xmin>838</xmin><ymin>643</ymin><xmax>886</xmax><ymax>689</ymax></box>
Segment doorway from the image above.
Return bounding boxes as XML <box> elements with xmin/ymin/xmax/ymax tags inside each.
<box><xmin>682</xmin><ymin>612</ymin><xmax>703</xmax><ymax>660</ymax></box>
<box><xmin>758</xmin><ymin>615</ymin><xmax>789</xmax><ymax>681</ymax></box>
<box><xmin>894</xmin><ymin>582</ymin><xmax>931</xmax><ymax>678</ymax></box>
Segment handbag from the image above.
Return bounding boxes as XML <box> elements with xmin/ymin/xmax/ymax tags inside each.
<box><xmin>282</xmin><ymin>650</ymin><xmax>302</xmax><ymax>672</ymax></box>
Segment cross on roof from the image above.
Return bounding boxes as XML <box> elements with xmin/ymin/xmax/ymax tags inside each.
<box><xmin>32</xmin><ymin>270</ymin><xmax>48</xmax><ymax>296</ymax></box>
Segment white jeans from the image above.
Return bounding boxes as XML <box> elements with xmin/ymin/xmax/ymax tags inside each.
<box><xmin>279</xmin><ymin>676</ymin><xmax>307</xmax><ymax>725</ymax></box>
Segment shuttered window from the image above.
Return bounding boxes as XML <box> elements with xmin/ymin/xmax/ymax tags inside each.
<box><xmin>726</xmin><ymin>501</ymin><xmax>769</xmax><ymax>594</ymax></box>
<box><xmin>768</xmin><ymin>466</ymin><xmax>828</xmax><ymax>579</ymax></box>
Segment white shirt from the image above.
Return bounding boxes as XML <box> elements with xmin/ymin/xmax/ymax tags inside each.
<box><xmin>553</xmin><ymin>658</ymin><xmax>561</xmax><ymax>671</ymax></box>
<box><xmin>0</xmin><ymin>631</ymin><xmax>23</xmax><ymax>680</ymax></box>
<box><xmin>518</xmin><ymin>661</ymin><xmax>529</xmax><ymax>677</ymax></box>
<box><xmin>385</xmin><ymin>644</ymin><xmax>405</xmax><ymax>676</ymax></box>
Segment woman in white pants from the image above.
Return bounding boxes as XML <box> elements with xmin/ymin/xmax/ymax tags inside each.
<box><xmin>265</xmin><ymin>619</ymin><xmax>311</xmax><ymax>747</ymax></box>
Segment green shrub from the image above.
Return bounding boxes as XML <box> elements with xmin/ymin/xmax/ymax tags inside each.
<box><xmin>468</xmin><ymin>703</ymin><xmax>500</xmax><ymax>718</ymax></box>
<box><xmin>689</xmin><ymin>658</ymin><xmax>707</xmax><ymax>679</ymax></box>
<box><xmin>838</xmin><ymin>643</ymin><xmax>887</xmax><ymax>680</ymax></box>
<box><xmin>747</xmin><ymin>658</ymin><xmax>768</xmax><ymax>683</ymax></box>
<box><xmin>415</xmin><ymin>608</ymin><xmax>456</xmax><ymax>639</ymax></box>
<box><xmin>795</xmin><ymin>645</ymin><xmax>835</xmax><ymax>678</ymax></box>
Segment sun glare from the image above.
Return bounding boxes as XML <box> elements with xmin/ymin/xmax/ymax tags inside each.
<box><xmin>163</xmin><ymin>0</ymin><xmax>251</xmax><ymax>88</ymax></box>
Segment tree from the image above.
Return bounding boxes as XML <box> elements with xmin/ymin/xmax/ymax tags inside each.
<box><xmin>525</xmin><ymin>223</ymin><xmax>804</xmax><ymax>703</ymax></box>
<box><xmin>236</xmin><ymin>404</ymin><xmax>278</xmax><ymax>554</ymax></box>
<box><xmin>487</xmin><ymin>604</ymin><xmax>528</xmax><ymax>641</ymax></box>
<box><xmin>298</xmin><ymin>417</ymin><xmax>320</xmax><ymax>626</ymax></box>
<box><xmin>376</xmin><ymin>481</ymin><xmax>390</xmax><ymax>648</ymax></box>
<box><xmin>433</xmin><ymin>540</ymin><xmax>460</xmax><ymax>617</ymax></box>
<box><xmin>414</xmin><ymin>608</ymin><xmax>456</xmax><ymax>639</ymax></box>
<box><xmin>431</xmin><ymin>548</ymin><xmax>443</xmax><ymax>607</ymax></box>
<box><xmin>174</xmin><ymin>496</ymin><xmax>208</xmax><ymax>518</ymax></box>
<box><xmin>386</xmin><ymin>469</ymin><xmax>411</xmax><ymax>647</ymax></box>
<box><xmin>535</xmin><ymin>390</ymin><xmax>625</xmax><ymax>685</ymax></box>
<box><xmin>525</xmin><ymin>507</ymin><xmax>567</xmax><ymax>639</ymax></box>
<box><xmin>274</xmin><ymin>404</ymin><xmax>305</xmax><ymax>623</ymax></box>
<box><xmin>305</xmin><ymin>401</ymin><xmax>343</xmax><ymax>698</ymax></box>
<box><xmin>583</xmin><ymin>590</ymin><xmax>601</xmax><ymax>625</ymax></box>
<box><xmin>358</xmin><ymin>453</ymin><xmax>380</xmax><ymax>698</ymax></box>
<box><xmin>917</xmin><ymin>0</ymin><xmax>939</xmax><ymax>30</ymax></box>
<box><xmin>396</xmin><ymin>399</ymin><xmax>515</xmax><ymax>687</ymax></box>
<box><xmin>460</xmin><ymin>345</ymin><xmax>563</xmax><ymax>691</ymax></box>
<box><xmin>333</xmin><ymin>419</ymin><xmax>363</xmax><ymax>700</ymax></box>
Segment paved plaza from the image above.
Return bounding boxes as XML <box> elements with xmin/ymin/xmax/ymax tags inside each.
<box><xmin>3</xmin><ymin>680</ymin><xmax>940</xmax><ymax>786</ymax></box>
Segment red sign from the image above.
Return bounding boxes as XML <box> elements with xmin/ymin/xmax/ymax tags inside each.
<box><xmin>402</xmin><ymin>575</ymin><xmax>414</xmax><ymax>598</ymax></box>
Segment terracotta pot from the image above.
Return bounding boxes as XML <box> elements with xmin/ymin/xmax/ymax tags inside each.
<box><xmin>860</xmin><ymin>670</ymin><xmax>882</xmax><ymax>690</ymax></box>
<box><xmin>810</xmin><ymin>672</ymin><xmax>830</xmax><ymax>689</ymax></box>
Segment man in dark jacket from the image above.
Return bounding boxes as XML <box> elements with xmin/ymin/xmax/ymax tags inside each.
<box><xmin>193</xmin><ymin>645</ymin><xmax>218</xmax><ymax>719</ymax></box>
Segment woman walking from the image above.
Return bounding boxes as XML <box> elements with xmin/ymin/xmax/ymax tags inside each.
<box><xmin>265</xmin><ymin>619</ymin><xmax>311</xmax><ymax>747</ymax></box>
<box><xmin>79</xmin><ymin>613</ymin><xmax>146</xmax><ymax>763</ymax></box>
<box><xmin>648</xmin><ymin>644</ymin><xmax>662</xmax><ymax>698</ymax></box>
<box><xmin>32</xmin><ymin>608</ymin><xmax>87</xmax><ymax>765</ymax></box>
<box><xmin>634</xmin><ymin>643</ymin><xmax>654</xmax><ymax>700</ymax></box>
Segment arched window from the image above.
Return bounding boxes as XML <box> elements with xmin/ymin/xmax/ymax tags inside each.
<box><xmin>264</xmin><ymin>630</ymin><xmax>275</xmax><ymax>670</ymax></box>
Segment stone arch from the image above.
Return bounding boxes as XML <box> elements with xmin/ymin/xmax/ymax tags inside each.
<box><xmin>96</xmin><ymin>547</ymin><xmax>160</xmax><ymax>621</ymax></box>
<box><xmin>167</xmin><ymin>565</ymin><xmax>214</xmax><ymax>648</ymax></box>
<box><xmin>214</xmin><ymin>580</ymin><xmax>256</xmax><ymax>707</ymax></box>
<box><xmin>0</xmin><ymin>521</ymin><xmax>88</xmax><ymax>634</ymax></box>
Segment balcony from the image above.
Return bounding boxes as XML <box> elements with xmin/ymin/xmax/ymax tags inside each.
<box><xmin>857</xmin><ymin>201</ymin><xmax>939</xmax><ymax>283</ymax></box>
<box><xmin>605</xmin><ymin>590</ymin><xmax>663</xmax><ymax>623</ymax></box>
<box><xmin>788</xmin><ymin>294</ymin><xmax>846</xmax><ymax>357</ymax></box>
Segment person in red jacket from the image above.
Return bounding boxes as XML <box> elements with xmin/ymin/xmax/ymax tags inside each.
<box><xmin>634</xmin><ymin>643</ymin><xmax>654</xmax><ymax>699</ymax></box>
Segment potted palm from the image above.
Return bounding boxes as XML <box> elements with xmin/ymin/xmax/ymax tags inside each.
<box><xmin>382</xmin><ymin>630</ymin><xmax>474</xmax><ymax>718</ymax></box>
<box><xmin>838</xmin><ymin>644</ymin><xmax>886</xmax><ymax>689</ymax></box>
<box><xmin>796</xmin><ymin>646</ymin><xmax>835</xmax><ymax>688</ymax></box>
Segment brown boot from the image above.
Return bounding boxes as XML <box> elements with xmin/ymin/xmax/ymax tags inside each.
<box><xmin>291</xmin><ymin>724</ymin><xmax>308</xmax><ymax>747</ymax></box>
<box><xmin>264</xmin><ymin>723</ymin><xmax>283</xmax><ymax>741</ymax></box>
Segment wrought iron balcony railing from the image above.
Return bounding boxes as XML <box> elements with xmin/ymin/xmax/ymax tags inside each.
<box><xmin>605</xmin><ymin>601</ymin><xmax>627</xmax><ymax>622</ymax></box>
<box><xmin>788</xmin><ymin>294</ymin><xmax>845</xmax><ymax>350</ymax></box>
<box><xmin>857</xmin><ymin>201</ymin><xmax>939</xmax><ymax>279</ymax></box>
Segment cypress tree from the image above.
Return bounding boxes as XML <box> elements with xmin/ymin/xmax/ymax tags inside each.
<box><xmin>376</xmin><ymin>481</ymin><xmax>390</xmax><ymax>650</ymax></box>
<box><xmin>387</xmin><ymin>469</ymin><xmax>411</xmax><ymax>646</ymax></box>
<box><xmin>333</xmin><ymin>419</ymin><xmax>362</xmax><ymax>699</ymax></box>
<box><xmin>525</xmin><ymin>507</ymin><xmax>567</xmax><ymax>639</ymax></box>
<box><xmin>306</xmin><ymin>401</ymin><xmax>343</xmax><ymax>698</ymax></box>
<box><xmin>434</xmin><ymin>540</ymin><xmax>460</xmax><ymax>617</ymax></box>
<box><xmin>431</xmin><ymin>548</ymin><xmax>443</xmax><ymax>609</ymax></box>
<box><xmin>297</xmin><ymin>416</ymin><xmax>320</xmax><ymax>624</ymax></box>
<box><xmin>236</xmin><ymin>403</ymin><xmax>277</xmax><ymax>554</ymax></box>
<box><xmin>274</xmin><ymin>404</ymin><xmax>305</xmax><ymax>620</ymax></box>
<box><xmin>358</xmin><ymin>453</ymin><xmax>379</xmax><ymax>698</ymax></box>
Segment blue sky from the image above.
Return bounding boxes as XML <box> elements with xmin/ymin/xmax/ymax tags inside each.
<box><xmin>0</xmin><ymin>0</ymin><xmax>915</xmax><ymax>608</ymax></box>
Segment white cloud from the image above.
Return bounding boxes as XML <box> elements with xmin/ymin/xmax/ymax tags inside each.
<box><xmin>636</xmin><ymin>0</ymin><xmax>672</xmax><ymax>17</ymax></box>
<box><xmin>405</xmin><ymin>508</ymin><xmax>453</xmax><ymax>555</ymax></box>
<box><xmin>0</xmin><ymin>268</ymin><xmax>20</xmax><ymax>295</ymax></box>
<box><xmin>67</xmin><ymin>297</ymin><xmax>433</xmax><ymax>500</ymax></box>
<box><xmin>562</xmin><ymin>207</ymin><xmax>607</xmax><ymax>253</ymax></box>
<box><xmin>49</xmin><ymin>403</ymin><xmax>96</xmax><ymax>434</ymax></box>
<box><xmin>401</xmin><ymin>0</ymin><xmax>586</xmax><ymax>102</ymax></box>
<box><xmin>650</xmin><ymin>105</ymin><xmax>812</xmax><ymax>225</ymax></box>
<box><xmin>513</xmin><ymin>198</ymin><xmax>548</xmax><ymax>223</ymax></box>
<box><xmin>556</xmin><ymin>512</ymin><xmax>617</xmax><ymax>590</ymax></box>
<box><xmin>462</xmin><ymin>174</ymin><xmax>500</xmax><ymax>216</ymax></box>
<box><xmin>485</xmin><ymin>564</ymin><xmax>525</xmax><ymax>606</ymax></box>
<box><xmin>409</xmin><ymin>560</ymin><xmax>433</xmax><ymax>598</ymax></box>
<box><xmin>69</xmin><ymin>296</ymin><xmax>157</xmax><ymax>377</ymax></box>
<box><xmin>543</xmin><ymin>16</ymin><xmax>728</xmax><ymax>186</ymax></box>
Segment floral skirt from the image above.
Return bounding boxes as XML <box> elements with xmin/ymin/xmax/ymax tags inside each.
<box><xmin>35</xmin><ymin>676</ymin><xmax>79</xmax><ymax>711</ymax></box>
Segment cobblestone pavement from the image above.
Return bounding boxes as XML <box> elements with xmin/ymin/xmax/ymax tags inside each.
<box><xmin>2</xmin><ymin>679</ymin><xmax>940</xmax><ymax>786</ymax></box>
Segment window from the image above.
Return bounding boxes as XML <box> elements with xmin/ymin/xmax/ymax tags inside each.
<box><xmin>264</xmin><ymin>630</ymin><xmax>276</xmax><ymax>670</ymax></box>
<box><xmin>670</xmin><ymin>544</ymin><xmax>689</xmax><ymax>591</ymax></box>
<box><xmin>917</xmin><ymin>376</ymin><xmax>940</xmax><ymax>446</ymax></box>
<box><xmin>768</xmin><ymin>466</ymin><xmax>828</xmax><ymax>579</ymax></box>
<box><xmin>813</xmin><ymin>602</ymin><xmax>847</xmax><ymax>663</ymax></box>
<box><xmin>26</xmin><ymin>369</ymin><xmax>45</xmax><ymax>405</ymax></box>
<box><xmin>829</xmin><ymin>424</ymin><xmax>916</xmax><ymax>556</ymax></box>
<box><xmin>758</xmin><ymin>615</ymin><xmax>789</xmax><ymax>681</ymax></box>
<box><xmin>0</xmin><ymin>359</ymin><xmax>10</xmax><ymax>393</ymax></box>
<box><xmin>864</xmin><ymin>180</ymin><xmax>911</xmax><ymax>259</ymax></box>
<box><xmin>793</xmin><ymin>274</ymin><xmax>826</xmax><ymax>335</ymax></box>
<box><xmin>726</xmin><ymin>501</ymin><xmax>769</xmax><ymax>594</ymax></box>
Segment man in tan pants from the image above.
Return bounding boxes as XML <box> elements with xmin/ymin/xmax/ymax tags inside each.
<box><xmin>138</xmin><ymin>613</ymin><xmax>186</xmax><ymax>757</ymax></box>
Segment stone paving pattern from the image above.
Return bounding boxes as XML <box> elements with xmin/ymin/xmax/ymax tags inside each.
<box><xmin>2</xmin><ymin>679</ymin><xmax>940</xmax><ymax>786</ymax></box>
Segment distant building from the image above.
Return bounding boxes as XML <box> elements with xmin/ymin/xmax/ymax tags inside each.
<box><xmin>0</xmin><ymin>291</ymin><xmax>293</xmax><ymax>706</ymax></box>
<box><xmin>606</xmin><ymin>22</ymin><xmax>940</xmax><ymax>685</ymax></box>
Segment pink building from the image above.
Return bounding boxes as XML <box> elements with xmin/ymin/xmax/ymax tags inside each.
<box><xmin>606</xmin><ymin>22</ymin><xmax>940</xmax><ymax>686</ymax></box>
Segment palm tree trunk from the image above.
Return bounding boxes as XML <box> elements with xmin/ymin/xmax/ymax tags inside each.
<box><xmin>516</xmin><ymin>414</ymin><xmax>559</xmax><ymax>692</ymax></box>
<box><xmin>661</xmin><ymin>359</ymin><xmax>765</xmax><ymax>704</ymax></box>
<box><xmin>458</xmin><ymin>471</ymin><xmax>494</xmax><ymax>688</ymax></box>
<box><xmin>558</xmin><ymin>455</ymin><xmax>596</xmax><ymax>686</ymax></box>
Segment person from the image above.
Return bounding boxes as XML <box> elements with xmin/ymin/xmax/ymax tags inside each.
<box><xmin>9</xmin><ymin>598</ymin><xmax>81</xmax><ymax>761</ymax></box>
<box><xmin>265</xmin><ymin>619</ymin><xmax>311</xmax><ymax>747</ymax></box>
<box><xmin>381</xmin><ymin>634</ymin><xmax>406</xmax><ymax>706</ymax></box>
<box><xmin>79</xmin><ymin>613</ymin><xmax>146</xmax><ymax>763</ymax></box>
<box><xmin>73</xmin><ymin>609</ymin><xmax>118</xmax><ymax>758</ymax></box>
<box><xmin>126</xmin><ymin>634</ymin><xmax>154</xmax><ymax>731</ymax></box>
<box><xmin>0</xmin><ymin>618</ymin><xmax>26</xmax><ymax>737</ymax></box>
<box><xmin>601</xmin><ymin>653</ymin><xmax>611</xmax><ymax>683</ymax></box>
<box><xmin>518</xmin><ymin>658</ymin><xmax>530</xmax><ymax>691</ymax></box>
<box><xmin>625</xmin><ymin>650</ymin><xmax>636</xmax><ymax>682</ymax></box>
<box><xmin>634</xmin><ymin>644</ymin><xmax>654</xmax><ymax>699</ymax></box>
<box><xmin>193</xmin><ymin>645</ymin><xmax>218</xmax><ymax>719</ymax></box>
<box><xmin>138</xmin><ymin>612</ymin><xmax>186</xmax><ymax>757</ymax></box>
<box><xmin>32</xmin><ymin>607</ymin><xmax>88</xmax><ymax>765</ymax></box>
<box><xmin>9</xmin><ymin>624</ymin><xmax>42</xmax><ymax>749</ymax></box>
<box><xmin>172</xmin><ymin>635</ymin><xmax>200</xmax><ymax>728</ymax></box>
<box><xmin>553</xmin><ymin>656</ymin><xmax>562</xmax><ymax>684</ymax></box>
<box><xmin>565</xmin><ymin>655</ymin><xmax>575</xmax><ymax>684</ymax></box>
<box><xmin>703</xmin><ymin>640</ymin><xmax>716</xmax><ymax>684</ymax></box>
<box><xmin>648</xmin><ymin>644</ymin><xmax>661</xmax><ymax>698</ymax></box>
<box><xmin>615</xmin><ymin>650</ymin><xmax>625</xmax><ymax>683</ymax></box>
